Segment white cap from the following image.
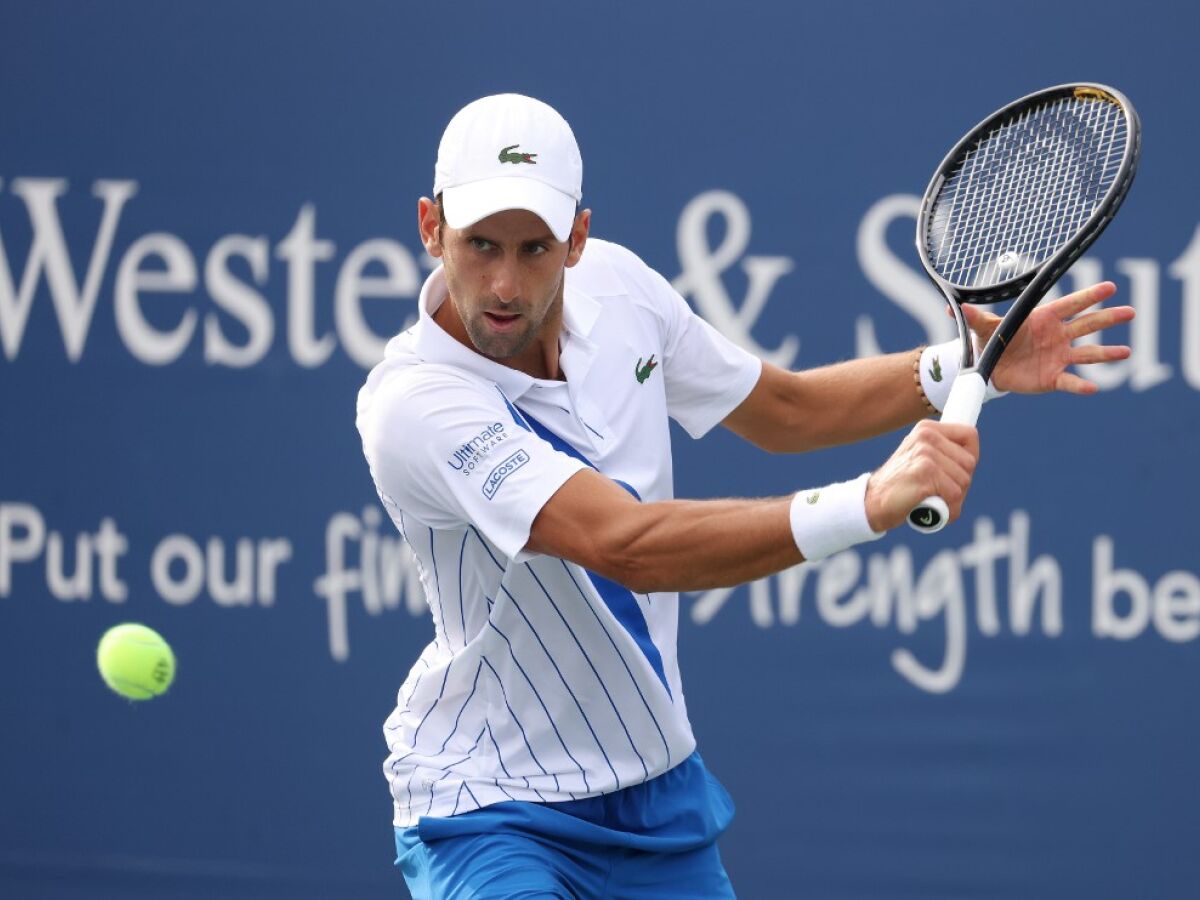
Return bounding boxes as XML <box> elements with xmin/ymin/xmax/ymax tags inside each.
<box><xmin>433</xmin><ymin>94</ymin><xmax>583</xmax><ymax>242</ymax></box>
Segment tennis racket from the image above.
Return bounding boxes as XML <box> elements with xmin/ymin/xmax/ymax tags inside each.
<box><xmin>907</xmin><ymin>83</ymin><xmax>1141</xmax><ymax>534</ymax></box>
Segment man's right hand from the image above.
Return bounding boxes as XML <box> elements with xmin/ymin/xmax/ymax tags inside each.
<box><xmin>864</xmin><ymin>420</ymin><xmax>980</xmax><ymax>533</ymax></box>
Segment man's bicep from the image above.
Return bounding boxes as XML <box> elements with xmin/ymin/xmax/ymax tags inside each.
<box><xmin>525</xmin><ymin>469</ymin><xmax>642</xmax><ymax>575</ymax></box>
<box><xmin>720</xmin><ymin>362</ymin><xmax>809</xmax><ymax>452</ymax></box>
<box><xmin>723</xmin><ymin>352</ymin><xmax>928</xmax><ymax>453</ymax></box>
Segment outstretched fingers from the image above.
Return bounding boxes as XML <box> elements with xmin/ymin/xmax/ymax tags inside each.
<box><xmin>1069</xmin><ymin>343</ymin><xmax>1131</xmax><ymax>365</ymax></box>
<box><xmin>1055</xmin><ymin>371</ymin><xmax>1100</xmax><ymax>395</ymax></box>
<box><xmin>1048</xmin><ymin>281</ymin><xmax>1119</xmax><ymax>319</ymax></box>
<box><xmin>1065</xmin><ymin>304</ymin><xmax>1136</xmax><ymax>339</ymax></box>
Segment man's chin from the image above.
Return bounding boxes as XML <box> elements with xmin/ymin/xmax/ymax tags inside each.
<box><xmin>465</xmin><ymin>327</ymin><xmax>532</xmax><ymax>362</ymax></box>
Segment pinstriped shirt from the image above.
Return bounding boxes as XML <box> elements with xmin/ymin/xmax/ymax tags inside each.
<box><xmin>356</xmin><ymin>239</ymin><xmax>761</xmax><ymax>827</ymax></box>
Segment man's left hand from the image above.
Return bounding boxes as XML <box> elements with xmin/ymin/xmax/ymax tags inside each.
<box><xmin>961</xmin><ymin>281</ymin><xmax>1134</xmax><ymax>395</ymax></box>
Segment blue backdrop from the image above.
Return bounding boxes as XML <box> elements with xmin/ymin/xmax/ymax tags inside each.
<box><xmin>2</xmin><ymin>2</ymin><xmax>1197</xmax><ymax>897</ymax></box>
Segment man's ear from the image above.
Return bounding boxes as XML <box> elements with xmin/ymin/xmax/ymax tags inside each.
<box><xmin>565</xmin><ymin>209</ymin><xmax>591</xmax><ymax>267</ymax></box>
<box><xmin>418</xmin><ymin>197</ymin><xmax>444</xmax><ymax>258</ymax></box>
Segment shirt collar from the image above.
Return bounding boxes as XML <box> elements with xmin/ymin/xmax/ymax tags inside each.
<box><xmin>412</xmin><ymin>265</ymin><xmax>601</xmax><ymax>399</ymax></box>
<box><xmin>562</xmin><ymin>281</ymin><xmax>600</xmax><ymax>341</ymax></box>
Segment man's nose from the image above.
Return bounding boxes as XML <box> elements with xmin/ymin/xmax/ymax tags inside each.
<box><xmin>491</xmin><ymin>258</ymin><xmax>521</xmax><ymax>304</ymax></box>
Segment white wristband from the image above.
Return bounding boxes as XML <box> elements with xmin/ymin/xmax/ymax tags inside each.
<box><xmin>919</xmin><ymin>339</ymin><xmax>1008</xmax><ymax>414</ymax></box>
<box><xmin>789</xmin><ymin>473</ymin><xmax>885</xmax><ymax>562</ymax></box>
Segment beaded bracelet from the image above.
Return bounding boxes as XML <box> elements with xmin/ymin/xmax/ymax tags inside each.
<box><xmin>913</xmin><ymin>347</ymin><xmax>938</xmax><ymax>416</ymax></box>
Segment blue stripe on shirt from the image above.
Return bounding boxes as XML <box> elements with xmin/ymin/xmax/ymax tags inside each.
<box><xmin>497</xmin><ymin>580</ymin><xmax>621</xmax><ymax>789</ymax></box>
<box><xmin>513</xmin><ymin>406</ymin><xmax>673</xmax><ymax>696</ymax></box>
<box><xmin>435</xmin><ymin>662</ymin><xmax>484</xmax><ymax>754</ymax></box>
<box><xmin>486</xmin><ymin>719</ymin><xmax>536</xmax><ymax>802</ymax></box>
<box><xmin>525</xmin><ymin>561</ymin><xmax>649</xmax><ymax>781</ymax></box>
<box><xmin>471</xmin><ymin>533</ymin><xmax>664</xmax><ymax>777</ymax></box>
<box><xmin>456</xmin><ymin>531</ymin><xmax>469</xmax><ymax>642</ymax></box>
<box><xmin>497</xmin><ymin>386</ymin><xmax>532</xmax><ymax>432</ymax></box>
<box><xmin>488</xmin><ymin>616</ymin><xmax>590</xmax><ymax>794</ymax></box>
<box><xmin>429</xmin><ymin>527</ymin><xmax>448</xmax><ymax>648</ymax></box>
<box><xmin>480</xmin><ymin>655</ymin><xmax>560</xmax><ymax>797</ymax></box>
<box><xmin>558</xmin><ymin>560</ymin><xmax>672</xmax><ymax>766</ymax></box>
<box><xmin>410</xmin><ymin>659</ymin><xmax>453</xmax><ymax>747</ymax></box>
<box><xmin>468</xmin><ymin>525</ymin><xmax>502</xmax><ymax>569</ymax></box>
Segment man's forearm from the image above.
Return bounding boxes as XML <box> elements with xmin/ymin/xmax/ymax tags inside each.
<box><xmin>529</xmin><ymin>418</ymin><xmax>977</xmax><ymax>595</ymax></box>
<box><xmin>599</xmin><ymin>495</ymin><xmax>802</xmax><ymax>593</ymax></box>
<box><xmin>528</xmin><ymin>472</ymin><xmax>803</xmax><ymax>593</ymax></box>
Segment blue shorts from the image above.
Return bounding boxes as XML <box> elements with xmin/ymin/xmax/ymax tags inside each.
<box><xmin>393</xmin><ymin>752</ymin><xmax>736</xmax><ymax>899</ymax></box>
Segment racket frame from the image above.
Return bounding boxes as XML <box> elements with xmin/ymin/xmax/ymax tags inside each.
<box><xmin>915</xmin><ymin>82</ymin><xmax>1142</xmax><ymax>383</ymax></box>
<box><xmin>906</xmin><ymin>83</ymin><xmax>1141</xmax><ymax>533</ymax></box>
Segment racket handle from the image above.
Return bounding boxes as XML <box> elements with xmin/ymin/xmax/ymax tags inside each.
<box><xmin>907</xmin><ymin>371</ymin><xmax>988</xmax><ymax>534</ymax></box>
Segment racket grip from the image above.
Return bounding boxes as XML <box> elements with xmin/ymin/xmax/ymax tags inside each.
<box><xmin>907</xmin><ymin>371</ymin><xmax>988</xmax><ymax>534</ymax></box>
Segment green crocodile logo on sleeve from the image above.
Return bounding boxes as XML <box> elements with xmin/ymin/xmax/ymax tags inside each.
<box><xmin>499</xmin><ymin>144</ymin><xmax>538</xmax><ymax>165</ymax></box>
<box><xmin>635</xmin><ymin>355</ymin><xmax>658</xmax><ymax>384</ymax></box>
<box><xmin>929</xmin><ymin>356</ymin><xmax>943</xmax><ymax>383</ymax></box>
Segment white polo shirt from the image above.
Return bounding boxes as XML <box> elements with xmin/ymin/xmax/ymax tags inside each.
<box><xmin>356</xmin><ymin>238</ymin><xmax>761</xmax><ymax>827</ymax></box>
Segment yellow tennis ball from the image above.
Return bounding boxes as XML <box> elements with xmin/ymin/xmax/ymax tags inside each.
<box><xmin>97</xmin><ymin>623</ymin><xmax>176</xmax><ymax>700</ymax></box>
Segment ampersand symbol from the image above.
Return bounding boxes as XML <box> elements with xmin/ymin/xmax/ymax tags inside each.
<box><xmin>671</xmin><ymin>190</ymin><xmax>799</xmax><ymax>367</ymax></box>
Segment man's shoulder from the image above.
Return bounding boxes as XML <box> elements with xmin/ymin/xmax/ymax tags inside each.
<box><xmin>356</xmin><ymin>356</ymin><xmax>504</xmax><ymax>433</ymax></box>
<box><xmin>569</xmin><ymin>238</ymin><xmax>664</xmax><ymax>297</ymax></box>
<box><xmin>570</xmin><ymin>238</ymin><xmax>686</xmax><ymax>331</ymax></box>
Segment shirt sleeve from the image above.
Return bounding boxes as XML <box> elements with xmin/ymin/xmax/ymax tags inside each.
<box><xmin>358</xmin><ymin>367</ymin><xmax>589</xmax><ymax>561</ymax></box>
<box><xmin>660</xmin><ymin>289</ymin><xmax>764</xmax><ymax>438</ymax></box>
<box><xmin>608</xmin><ymin>244</ymin><xmax>763</xmax><ymax>438</ymax></box>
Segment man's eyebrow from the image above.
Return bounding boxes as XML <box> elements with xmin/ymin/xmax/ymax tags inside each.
<box><xmin>463</xmin><ymin>228</ymin><xmax>557</xmax><ymax>244</ymax></box>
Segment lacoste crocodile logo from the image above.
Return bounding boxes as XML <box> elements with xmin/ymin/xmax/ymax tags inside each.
<box><xmin>499</xmin><ymin>144</ymin><xmax>537</xmax><ymax>165</ymax></box>
<box><xmin>929</xmin><ymin>356</ymin><xmax>943</xmax><ymax>383</ymax></box>
<box><xmin>806</xmin><ymin>491</ymin><xmax>820</xmax><ymax>505</ymax></box>
<box><xmin>635</xmin><ymin>355</ymin><xmax>658</xmax><ymax>384</ymax></box>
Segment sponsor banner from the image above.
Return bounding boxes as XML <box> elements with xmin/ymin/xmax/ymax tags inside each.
<box><xmin>1</xmin><ymin>3</ymin><xmax>1195</xmax><ymax>898</ymax></box>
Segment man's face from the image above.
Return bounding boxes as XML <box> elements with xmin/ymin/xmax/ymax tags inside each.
<box><xmin>420</xmin><ymin>203</ymin><xmax>588</xmax><ymax>363</ymax></box>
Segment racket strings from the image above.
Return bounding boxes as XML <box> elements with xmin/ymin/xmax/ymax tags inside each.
<box><xmin>938</xmin><ymin>97</ymin><xmax>1124</xmax><ymax>285</ymax></box>
<box><xmin>938</xmin><ymin>104</ymin><xmax>1073</xmax><ymax>283</ymax></box>
<box><xmin>926</xmin><ymin>94</ymin><xmax>1129</xmax><ymax>289</ymax></box>
<box><xmin>1029</xmin><ymin>101</ymin><xmax>1115</xmax><ymax>264</ymax></box>
<box><xmin>947</xmin><ymin>102</ymin><xmax>1092</xmax><ymax>284</ymax></box>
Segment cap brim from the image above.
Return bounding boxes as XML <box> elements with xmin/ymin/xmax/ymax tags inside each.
<box><xmin>441</xmin><ymin>177</ymin><xmax>577</xmax><ymax>242</ymax></box>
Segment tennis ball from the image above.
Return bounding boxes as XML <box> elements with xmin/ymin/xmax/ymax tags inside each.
<box><xmin>97</xmin><ymin>623</ymin><xmax>175</xmax><ymax>700</ymax></box>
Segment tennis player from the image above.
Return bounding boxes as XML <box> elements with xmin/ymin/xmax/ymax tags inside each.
<box><xmin>356</xmin><ymin>94</ymin><xmax>1133</xmax><ymax>899</ymax></box>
